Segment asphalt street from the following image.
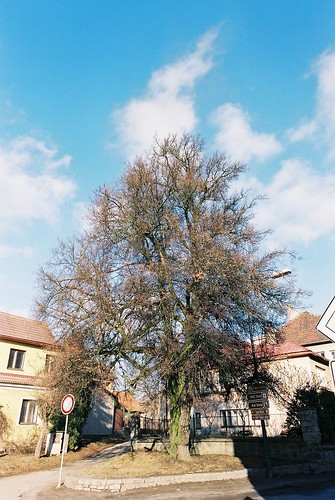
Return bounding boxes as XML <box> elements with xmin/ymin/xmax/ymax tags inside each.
<box><xmin>35</xmin><ymin>472</ymin><xmax>335</xmax><ymax>499</ymax></box>
<box><xmin>1</xmin><ymin>441</ymin><xmax>335</xmax><ymax>500</ymax></box>
<box><xmin>2</xmin><ymin>471</ymin><xmax>335</xmax><ymax>499</ymax></box>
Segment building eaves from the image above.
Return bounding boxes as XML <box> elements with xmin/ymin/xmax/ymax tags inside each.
<box><xmin>0</xmin><ymin>371</ymin><xmax>43</xmax><ymax>387</ymax></box>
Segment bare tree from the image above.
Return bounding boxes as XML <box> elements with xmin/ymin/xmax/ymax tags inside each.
<box><xmin>34</xmin><ymin>335</ymin><xmax>114</xmax><ymax>457</ymax></box>
<box><xmin>35</xmin><ymin>134</ymin><xmax>299</xmax><ymax>459</ymax></box>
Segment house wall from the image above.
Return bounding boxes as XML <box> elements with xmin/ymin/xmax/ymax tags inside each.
<box><xmin>82</xmin><ymin>390</ymin><xmax>115</xmax><ymax>436</ymax></box>
<box><xmin>192</xmin><ymin>352</ymin><xmax>333</xmax><ymax>440</ymax></box>
<box><xmin>307</xmin><ymin>341</ymin><xmax>335</xmax><ymax>363</ymax></box>
<box><xmin>0</xmin><ymin>339</ymin><xmax>48</xmax><ymax>375</ymax></box>
<box><xmin>0</xmin><ymin>339</ymin><xmax>51</xmax><ymax>442</ymax></box>
<box><xmin>0</xmin><ymin>385</ymin><xmax>40</xmax><ymax>441</ymax></box>
<box><xmin>269</xmin><ymin>355</ymin><xmax>332</xmax><ymax>393</ymax></box>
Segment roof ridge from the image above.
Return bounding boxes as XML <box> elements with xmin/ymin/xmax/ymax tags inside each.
<box><xmin>0</xmin><ymin>310</ymin><xmax>45</xmax><ymax>324</ymax></box>
<box><xmin>285</xmin><ymin>310</ymin><xmax>320</xmax><ymax>325</ymax></box>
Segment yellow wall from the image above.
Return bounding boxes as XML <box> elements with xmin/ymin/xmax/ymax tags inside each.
<box><xmin>0</xmin><ymin>386</ymin><xmax>40</xmax><ymax>442</ymax></box>
<box><xmin>0</xmin><ymin>339</ymin><xmax>47</xmax><ymax>375</ymax></box>
<box><xmin>0</xmin><ymin>339</ymin><xmax>52</xmax><ymax>442</ymax></box>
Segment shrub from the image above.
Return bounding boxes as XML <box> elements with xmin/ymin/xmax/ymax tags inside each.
<box><xmin>0</xmin><ymin>407</ymin><xmax>10</xmax><ymax>440</ymax></box>
<box><xmin>285</xmin><ymin>384</ymin><xmax>335</xmax><ymax>442</ymax></box>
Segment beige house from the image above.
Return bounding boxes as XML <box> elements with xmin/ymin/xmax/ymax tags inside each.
<box><xmin>263</xmin><ymin>339</ymin><xmax>332</xmax><ymax>435</ymax></box>
<box><xmin>0</xmin><ymin>311</ymin><xmax>55</xmax><ymax>442</ymax></box>
<box><xmin>192</xmin><ymin>312</ymin><xmax>334</xmax><ymax>438</ymax></box>
<box><xmin>281</xmin><ymin>311</ymin><xmax>335</xmax><ymax>364</ymax></box>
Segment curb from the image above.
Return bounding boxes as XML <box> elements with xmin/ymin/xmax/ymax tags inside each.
<box><xmin>64</xmin><ymin>462</ymin><xmax>335</xmax><ymax>493</ymax></box>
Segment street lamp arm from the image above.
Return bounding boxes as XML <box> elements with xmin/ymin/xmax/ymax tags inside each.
<box><xmin>270</xmin><ymin>268</ymin><xmax>291</xmax><ymax>279</ymax></box>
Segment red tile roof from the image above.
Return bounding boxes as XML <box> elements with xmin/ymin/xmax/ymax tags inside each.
<box><xmin>252</xmin><ymin>340</ymin><xmax>329</xmax><ymax>365</ymax></box>
<box><xmin>0</xmin><ymin>371</ymin><xmax>42</xmax><ymax>386</ymax></box>
<box><xmin>271</xmin><ymin>340</ymin><xmax>310</xmax><ymax>356</ymax></box>
<box><xmin>113</xmin><ymin>391</ymin><xmax>144</xmax><ymax>412</ymax></box>
<box><xmin>280</xmin><ymin>311</ymin><xmax>328</xmax><ymax>346</ymax></box>
<box><xmin>0</xmin><ymin>311</ymin><xmax>55</xmax><ymax>347</ymax></box>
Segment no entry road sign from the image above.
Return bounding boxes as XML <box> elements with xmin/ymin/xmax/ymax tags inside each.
<box><xmin>61</xmin><ymin>394</ymin><xmax>75</xmax><ymax>415</ymax></box>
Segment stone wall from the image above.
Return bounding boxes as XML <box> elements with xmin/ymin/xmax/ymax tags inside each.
<box><xmin>135</xmin><ymin>436</ymin><xmax>321</xmax><ymax>462</ymax></box>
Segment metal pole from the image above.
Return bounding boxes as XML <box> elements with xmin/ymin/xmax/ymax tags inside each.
<box><xmin>260</xmin><ymin>418</ymin><xmax>272</xmax><ymax>478</ymax></box>
<box><xmin>57</xmin><ymin>414</ymin><xmax>69</xmax><ymax>488</ymax></box>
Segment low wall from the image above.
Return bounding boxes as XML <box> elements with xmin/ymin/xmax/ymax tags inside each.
<box><xmin>135</xmin><ymin>436</ymin><xmax>321</xmax><ymax>462</ymax></box>
<box><xmin>194</xmin><ymin>437</ymin><xmax>322</xmax><ymax>462</ymax></box>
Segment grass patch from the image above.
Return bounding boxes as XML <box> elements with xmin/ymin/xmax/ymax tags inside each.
<box><xmin>77</xmin><ymin>450</ymin><xmax>266</xmax><ymax>479</ymax></box>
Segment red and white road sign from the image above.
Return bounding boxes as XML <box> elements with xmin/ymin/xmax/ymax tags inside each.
<box><xmin>61</xmin><ymin>394</ymin><xmax>75</xmax><ymax>415</ymax></box>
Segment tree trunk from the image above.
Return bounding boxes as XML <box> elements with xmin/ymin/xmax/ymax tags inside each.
<box><xmin>35</xmin><ymin>419</ymin><xmax>47</xmax><ymax>459</ymax></box>
<box><xmin>168</xmin><ymin>374</ymin><xmax>192</xmax><ymax>460</ymax></box>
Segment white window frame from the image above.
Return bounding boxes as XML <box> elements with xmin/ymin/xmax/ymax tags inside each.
<box><xmin>45</xmin><ymin>354</ymin><xmax>55</xmax><ymax>373</ymax></box>
<box><xmin>7</xmin><ymin>348</ymin><xmax>25</xmax><ymax>370</ymax></box>
<box><xmin>315</xmin><ymin>366</ymin><xmax>327</xmax><ymax>387</ymax></box>
<box><xmin>19</xmin><ymin>399</ymin><xmax>38</xmax><ymax>425</ymax></box>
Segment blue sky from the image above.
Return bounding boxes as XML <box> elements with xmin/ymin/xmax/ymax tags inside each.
<box><xmin>0</xmin><ymin>0</ymin><xmax>335</xmax><ymax>318</ymax></box>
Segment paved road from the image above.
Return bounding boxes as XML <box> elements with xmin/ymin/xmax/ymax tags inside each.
<box><xmin>1</xmin><ymin>443</ymin><xmax>335</xmax><ymax>500</ymax></box>
<box><xmin>0</xmin><ymin>442</ymin><xmax>131</xmax><ymax>500</ymax></box>
<box><xmin>36</xmin><ymin>472</ymin><xmax>335</xmax><ymax>499</ymax></box>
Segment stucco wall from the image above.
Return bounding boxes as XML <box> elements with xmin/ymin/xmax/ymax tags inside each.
<box><xmin>82</xmin><ymin>390</ymin><xmax>115</xmax><ymax>436</ymax></box>
<box><xmin>0</xmin><ymin>385</ymin><xmax>40</xmax><ymax>442</ymax></box>
<box><xmin>0</xmin><ymin>339</ymin><xmax>50</xmax><ymax>442</ymax></box>
<box><xmin>0</xmin><ymin>339</ymin><xmax>48</xmax><ymax>376</ymax></box>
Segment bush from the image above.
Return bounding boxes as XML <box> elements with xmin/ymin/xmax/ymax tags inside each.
<box><xmin>49</xmin><ymin>390</ymin><xmax>92</xmax><ymax>450</ymax></box>
<box><xmin>0</xmin><ymin>408</ymin><xmax>10</xmax><ymax>440</ymax></box>
<box><xmin>285</xmin><ymin>384</ymin><xmax>335</xmax><ymax>442</ymax></box>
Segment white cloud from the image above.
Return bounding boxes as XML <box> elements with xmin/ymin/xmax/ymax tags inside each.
<box><xmin>286</xmin><ymin>120</ymin><xmax>318</xmax><ymax>143</ymax></box>
<box><xmin>253</xmin><ymin>158</ymin><xmax>335</xmax><ymax>246</ymax></box>
<box><xmin>287</xmin><ymin>50</ymin><xmax>335</xmax><ymax>157</ymax></box>
<box><xmin>0</xmin><ymin>245</ymin><xmax>33</xmax><ymax>258</ymax></box>
<box><xmin>0</xmin><ymin>136</ymin><xmax>76</xmax><ymax>233</ymax></box>
<box><xmin>111</xmin><ymin>29</ymin><xmax>218</xmax><ymax>158</ymax></box>
<box><xmin>211</xmin><ymin>103</ymin><xmax>282</xmax><ymax>163</ymax></box>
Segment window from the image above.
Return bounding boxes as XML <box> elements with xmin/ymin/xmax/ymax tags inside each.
<box><xmin>316</xmin><ymin>366</ymin><xmax>327</xmax><ymax>387</ymax></box>
<box><xmin>7</xmin><ymin>349</ymin><xmax>25</xmax><ymax>370</ymax></box>
<box><xmin>19</xmin><ymin>400</ymin><xmax>38</xmax><ymax>424</ymax></box>
<box><xmin>221</xmin><ymin>409</ymin><xmax>250</xmax><ymax>428</ymax></box>
<box><xmin>195</xmin><ymin>412</ymin><xmax>202</xmax><ymax>429</ymax></box>
<box><xmin>331</xmin><ymin>351</ymin><xmax>335</xmax><ymax>360</ymax></box>
<box><xmin>45</xmin><ymin>354</ymin><xmax>54</xmax><ymax>373</ymax></box>
<box><xmin>220</xmin><ymin>410</ymin><xmax>233</xmax><ymax>428</ymax></box>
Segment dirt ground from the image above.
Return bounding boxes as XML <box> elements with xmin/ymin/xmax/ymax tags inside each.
<box><xmin>75</xmin><ymin>449</ymin><xmax>267</xmax><ymax>479</ymax></box>
<box><xmin>0</xmin><ymin>440</ymin><xmax>289</xmax><ymax>480</ymax></box>
<box><xmin>0</xmin><ymin>439</ymin><xmax>120</xmax><ymax>477</ymax></box>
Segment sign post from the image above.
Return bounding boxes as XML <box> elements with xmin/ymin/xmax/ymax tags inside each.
<box><xmin>247</xmin><ymin>383</ymin><xmax>272</xmax><ymax>478</ymax></box>
<box><xmin>57</xmin><ymin>394</ymin><xmax>75</xmax><ymax>488</ymax></box>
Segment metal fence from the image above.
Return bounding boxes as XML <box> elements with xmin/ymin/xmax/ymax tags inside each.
<box><xmin>190</xmin><ymin>411</ymin><xmax>257</xmax><ymax>438</ymax></box>
<box><xmin>139</xmin><ymin>415</ymin><xmax>169</xmax><ymax>435</ymax></box>
<box><xmin>138</xmin><ymin>410</ymin><xmax>267</xmax><ymax>438</ymax></box>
